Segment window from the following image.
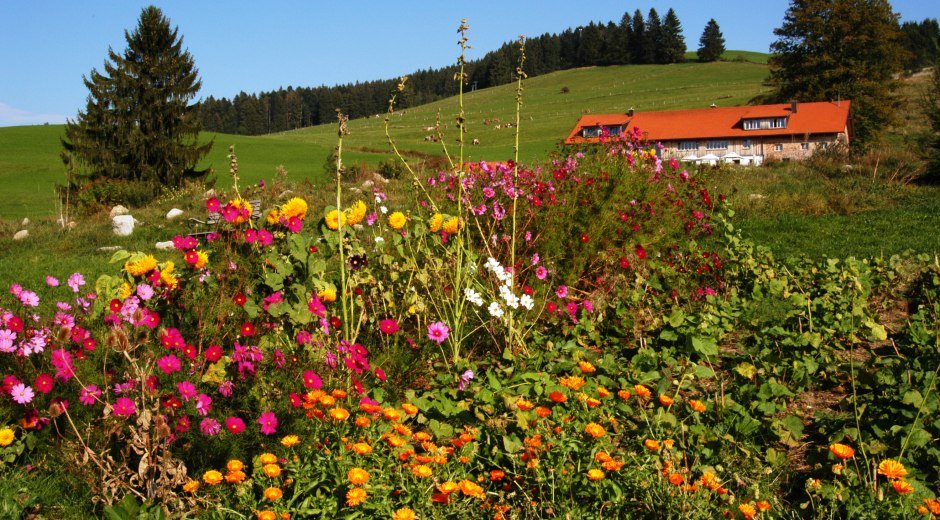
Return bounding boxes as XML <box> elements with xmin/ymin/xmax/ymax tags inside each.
<box><xmin>678</xmin><ymin>141</ymin><xmax>698</xmax><ymax>151</ymax></box>
<box><xmin>582</xmin><ymin>126</ymin><xmax>600</xmax><ymax>138</ymax></box>
<box><xmin>771</xmin><ymin>117</ymin><xmax>787</xmax><ymax>129</ymax></box>
<box><xmin>818</xmin><ymin>142</ymin><xmax>828</xmax><ymax>150</ymax></box>
<box><xmin>743</xmin><ymin>119</ymin><xmax>760</xmax><ymax>130</ymax></box>
<box><xmin>742</xmin><ymin>139</ymin><xmax>751</xmax><ymax>149</ymax></box>
<box><xmin>801</xmin><ymin>143</ymin><xmax>809</xmax><ymax>150</ymax></box>
<box><xmin>774</xmin><ymin>143</ymin><xmax>783</xmax><ymax>152</ymax></box>
<box><xmin>606</xmin><ymin>125</ymin><xmax>624</xmax><ymax>136</ymax></box>
<box><xmin>706</xmin><ymin>140</ymin><xmax>729</xmax><ymax>150</ymax></box>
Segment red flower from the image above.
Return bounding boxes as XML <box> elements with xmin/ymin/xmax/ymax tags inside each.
<box><xmin>240</xmin><ymin>323</ymin><xmax>256</xmax><ymax>337</ymax></box>
<box><xmin>522</xmin><ymin>285</ymin><xmax>533</xmax><ymax>295</ymax></box>
<box><xmin>309</xmin><ymin>245</ymin><xmax>318</xmax><ymax>253</ymax></box>
<box><xmin>619</xmin><ymin>257</ymin><xmax>631</xmax><ymax>269</ymax></box>
<box><xmin>580</xmin><ymin>233</ymin><xmax>589</xmax><ymax>243</ymax></box>
<box><xmin>635</xmin><ymin>244</ymin><xmax>647</xmax><ymax>260</ymax></box>
<box><xmin>205</xmin><ymin>345</ymin><xmax>223</xmax><ymax>362</ymax></box>
<box><xmin>330</xmin><ymin>316</ymin><xmax>342</xmax><ymax>329</ymax></box>
<box><xmin>378</xmin><ymin>319</ymin><xmax>399</xmax><ymax>335</ymax></box>
<box><xmin>546</xmin><ymin>302</ymin><xmax>558</xmax><ymax>313</ymax></box>
<box><xmin>233</xmin><ymin>293</ymin><xmax>247</xmax><ymax>306</ymax></box>
<box><xmin>109</xmin><ymin>299</ymin><xmax>123</xmax><ymax>312</ymax></box>
<box><xmin>34</xmin><ymin>373</ymin><xmax>54</xmax><ymax>394</ymax></box>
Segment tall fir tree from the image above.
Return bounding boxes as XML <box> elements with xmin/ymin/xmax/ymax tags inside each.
<box><xmin>617</xmin><ymin>12</ymin><xmax>635</xmax><ymax>64</ymax></box>
<box><xmin>768</xmin><ymin>0</ymin><xmax>907</xmax><ymax>147</ymax></box>
<box><xmin>645</xmin><ymin>8</ymin><xmax>663</xmax><ymax>64</ymax></box>
<box><xmin>660</xmin><ymin>8</ymin><xmax>687</xmax><ymax>63</ymax></box>
<box><xmin>697</xmin><ymin>19</ymin><xmax>725</xmax><ymax>62</ymax></box>
<box><xmin>62</xmin><ymin>6</ymin><xmax>211</xmax><ymax>193</ymax></box>
<box><xmin>629</xmin><ymin>10</ymin><xmax>647</xmax><ymax>64</ymax></box>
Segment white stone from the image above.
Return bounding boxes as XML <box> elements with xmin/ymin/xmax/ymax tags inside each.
<box><xmin>112</xmin><ymin>214</ymin><xmax>136</xmax><ymax>236</ymax></box>
<box><xmin>97</xmin><ymin>246</ymin><xmax>122</xmax><ymax>252</ymax></box>
<box><xmin>110</xmin><ymin>205</ymin><xmax>129</xmax><ymax>218</ymax></box>
<box><xmin>155</xmin><ymin>240</ymin><xmax>175</xmax><ymax>251</ymax></box>
<box><xmin>13</xmin><ymin>229</ymin><xmax>28</xmax><ymax>240</ymax></box>
<box><xmin>166</xmin><ymin>208</ymin><xmax>184</xmax><ymax>220</ymax></box>
<box><xmin>20</xmin><ymin>217</ymin><xmax>29</xmax><ymax>226</ymax></box>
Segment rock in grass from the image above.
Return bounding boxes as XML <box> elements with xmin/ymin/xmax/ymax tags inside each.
<box><xmin>97</xmin><ymin>246</ymin><xmax>122</xmax><ymax>252</ymax></box>
<box><xmin>110</xmin><ymin>205</ymin><xmax>129</xmax><ymax>218</ymax></box>
<box><xmin>155</xmin><ymin>241</ymin><xmax>174</xmax><ymax>251</ymax></box>
<box><xmin>13</xmin><ymin>230</ymin><xmax>28</xmax><ymax>240</ymax></box>
<box><xmin>112</xmin><ymin>215</ymin><xmax>135</xmax><ymax>236</ymax></box>
<box><xmin>166</xmin><ymin>208</ymin><xmax>184</xmax><ymax>220</ymax></box>
<box><xmin>21</xmin><ymin>217</ymin><xmax>29</xmax><ymax>226</ymax></box>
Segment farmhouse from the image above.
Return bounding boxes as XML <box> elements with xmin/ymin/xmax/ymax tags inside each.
<box><xmin>564</xmin><ymin>101</ymin><xmax>852</xmax><ymax>166</ymax></box>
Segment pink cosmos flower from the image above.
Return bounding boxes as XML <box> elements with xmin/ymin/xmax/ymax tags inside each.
<box><xmin>244</xmin><ymin>229</ymin><xmax>258</xmax><ymax>244</ymax></box>
<box><xmin>374</xmin><ymin>367</ymin><xmax>387</xmax><ymax>382</ymax></box>
<box><xmin>200</xmin><ymin>417</ymin><xmax>221</xmax><ymax>436</ymax></box>
<box><xmin>535</xmin><ymin>266</ymin><xmax>548</xmax><ymax>280</ymax></box>
<box><xmin>308</xmin><ymin>296</ymin><xmax>325</xmax><ymax>317</ymax></box>
<box><xmin>206</xmin><ymin>197</ymin><xmax>221</xmax><ymax>213</ymax></box>
<box><xmin>157</xmin><ymin>355</ymin><xmax>182</xmax><ymax>375</ymax></box>
<box><xmin>0</xmin><ymin>329</ymin><xmax>16</xmax><ymax>353</ymax></box>
<box><xmin>258</xmin><ymin>411</ymin><xmax>278</xmax><ymax>435</ymax></box>
<box><xmin>378</xmin><ymin>319</ymin><xmax>399</xmax><ymax>335</ymax></box>
<box><xmin>46</xmin><ymin>276</ymin><xmax>59</xmax><ymax>287</ymax></box>
<box><xmin>113</xmin><ymin>397</ymin><xmax>136</xmax><ymax>417</ymax></box>
<box><xmin>556</xmin><ymin>285</ymin><xmax>568</xmax><ymax>298</ymax></box>
<box><xmin>18</xmin><ymin>291</ymin><xmax>39</xmax><ymax>307</ymax></box>
<box><xmin>79</xmin><ymin>385</ymin><xmax>101</xmax><ymax>406</ymax></box>
<box><xmin>225</xmin><ymin>416</ymin><xmax>246</xmax><ymax>434</ymax></box>
<box><xmin>427</xmin><ymin>321</ymin><xmax>450</xmax><ymax>344</ymax></box>
<box><xmin>10</xmin><ymin>383</ymin><xmax>34</xmax><ymax>404</ymax></box>
<box><xmin>177</xmin><ymin>380</ymin><xmax>197</xmax><ymax>401</ymax></box>
<box><xmin>136</xmin><ymin>284</ymin><xmax>154</xmax><ymax>300</ymax></box>
<box><xmin>195</xmin><ymin>394</ymin><xmax>212</xmax><ymax>416</ymax></box>
<box><xmin>302</xmin><ymin>370</ymin><xmax>322</xmax><ymax>389</ymax></box>
<box><xmin>34</xmin><ymin>374</ymin><xmax>54</xmax><ymax>394</ymax></box>
<box><xmin>67</xmin><ymin>273</ymin><xmax>85</xmax><ymax>293</ymax></box>
<box><xmin>257</xmin><ymin>229</ymin><xmax>273</xmax><ymax>246</ymax></box>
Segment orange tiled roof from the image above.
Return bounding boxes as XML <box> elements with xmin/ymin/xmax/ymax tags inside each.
<box><xmin>564</xmin><ymin>101</ymin><xmax>852</xmax><ymax>144</ymax></box>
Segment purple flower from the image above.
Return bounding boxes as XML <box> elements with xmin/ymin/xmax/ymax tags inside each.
<box><xmin>46</xmin><ymin>276</ymin><xmax>59</xmax><ymax>287</ymax></box>
<box><xmin>10</xmin><ymin>383</ymin><xmax>34</xmax><ymax>404</ymax></box>
<box><xmin>458</xmin><ymin>369</ymin><xmax>474</xmax><ymax>391</ymax></box>
<box><xmin>67</xmin><ymin>273</ymin><xmax>85</xmax><ymax>293</ymax></box>
<box><xmin>257</xmin><ymin>411</ymin><xmax>278</xmax><ymax>435</ymax></box>
<box><xmin>199</xmin><ymin>417</ymin><xmax>221</xmax><ymax>436</ymax></box>
<box><xmin>427</xmin><ymin>321</ymin><xmax>450</xmax><ymax>344</ymax></box>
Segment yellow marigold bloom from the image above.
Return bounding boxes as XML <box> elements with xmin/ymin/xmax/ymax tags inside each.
<box><xmin>739</xmin><ymin>503</ymin><xmax>757</xmax><ymax>520</ymax></box>
<box><xmin>346</xmin><ymin>487</ymin><xmax>367</xmax><ymax>507</ymax></box>
<box><xmin>891</xmin><ymin>479</ymin><xmax>914</xmax><ymax>495</ymax></box>
<box><xmin>194</xmin><ymin>250</ymin><xmax>209</xmax><ymax>269</ymax></box>
<box><xmin>700</xmin><ymin>472</ymin><xmax>719</xmax><ymax>490</ymax></box>
<box><xmin>442</xmin><ymin>216</ymin><xmax>461</xmax><ymax>234</ymax></box>
<box><xmin>401</xmin><ymin>403</ymin><xmax>419</xmax><ymax>415</ymax></box>
<box><xmin>439</xmin><ymin>481</ymin><xmax>459</xmax><ymax>494</ymax></box>
<box><xmin>351</xmin><ymin>442</ymin><xmax>372</xmax><ymax>455</ymax></box>
<box><xmin>118</xmin><ymin>282</ymin><xmax>134</xmax><ymax>300</ymax></box>
<box><xmin>394</xmin><ymin>424</ymin><xmax>413</xmax><ymax>438</ymax></box>
<box><xmin>226</xmin><ymin>459</ymin><xmax>245</xmax><ymax>472</ymax></box>
<box><xmin>597</xmin><ymin>387</ymin><xmax>611</xmax><ymax>398</ymax></box>
<box><xmin>160</xmin><ymin>271</ymin><xmax>178</xmax><ymax>289</ymax></box>
<box><xmin>578</xmin><ymin>361</ymin><xmax>596</xmax><ymax>373</ymax></box>
<box><xmin>329</xmin><ymin>407</ymin><xmax>350</xmax><ymax>421</ymax></box>
<box><xmin>124</xmin><ymin>255</ymin><xmax>158</xmax><ymax>277</ymax></box>
<box><xmin>428</xmin><ymin>213</ymin><xmax>444</xmax><ymax>232</ymax></box>
<box><xmin>659</xmin><ymin>394</ymin><xmax>675</xmax><ymax>406</ymax></box>
<box><xmin>266</xmin><ymin>209</ymin><xmax>280</xmax><ymax>225</ymax></box>
<box><xmin>203</xmin><ymin>470</ymin><xmax>223</xmax><ymax>486</ymax></box>
<box><xmin>587</xmin><ymin>468</ymin><xmax>605</xmax><ymax>481</ymax></box>
<box><xmin>878</xmin><ymin>459</ymin><xmax>908</xmax><ymax>480</ymax></box>
<box><xmin>325</xmin><ymin>209</ymin><xmax>346</xmax><ymax>230</ymax></box>
<box><xmin>388</xmin><ymin>211</ymin><xmax>407</xmax><ymax>229</ymax></box>
<box><xmin>257</xmin><ymin>511</ymin><xmax>277</xmax><ymax>520</ymax></box>
<box><xmin>182</xmin><ymin>480</ymin><xmax>199</xmax><ymax>493</ymax></box>
<box><xmin>756</xmin><ymin>500</ymin><xmax>772</xmax><ymax>512</ymax></box>
<box><xmin>385</xmin><ymin>435</ymin><xmax>406</xmax><ymax>448</ymax></box>
<box><xmin>458</xmin><ymin>479</ymin><xmax>485</xmax><ymax>499</ymax></box>
<box><xmin>259</xmin><ymin>453</ymin><xmax>278</xmax><ymax>465</ymax></box>
<box><xmin>225</xmin><ymin>470</ymin><xmax>246</xmax><ymax>484</ymax></box>
<box><xmin>689</xmin><ymin>399</ymin><xmax>707</xmax><ymax>413</ymax></box>
<box><xmin>281</xmin><ymin>434</ymin><xmax>300</xmax><ymax>448</ymax></box>
<box><xmin>516</xmin><ymin>399</ymin><xmax>534</xmax><ymax>411</ymax></box>
<box><xmin>264</xmin><ymin>486</ymin><xmax>283</xmax><ymax>501</ymax></box>
<box><xmin>318</xmin><ymin>394</ymin><xmax>336</xmax><ymax>407</ymax></box>
<box><xmin>382</xmin><ymin>408</ymin><xmax>402</xmax><ymax>421</ymax></box>
<box><xmin>262</xmin><ymin>464</ymin><xmax>281</xmax><ymax>478</ymax></box>
<box><xmin>644</xmin><ymin>439</ymin><xmax>661</xmax><ymax>451</ymax></box>
<box><xmin>392</xmin><ymin>507</ymin><xmax>417</xmax><ymax>520</ymax></box>
<box><xmin>280</xmin><ymin>197</ymin><xmax>308</xmax><ymax>221</ymax></box>
<box><xmin>585</xmin><ymin>422</ymin><xmax>606</xmax><ymax>439</ymax></box>
<box><xmin>829</xmin><ymin>443</ymin><xmax>855</xmax><ymax>460</ymax></box>
<box><xmin>348</xmin><ymin>467</ymin><xmax>370</xmax><ymax>486</ymax></box>
<box><xmin>411</xmin><ymin>465</ymin><xmax>433</xmax><ymax>478</ymax></box>
<box><xmin>634</xmin><ymin>384</ymin><xmax>651</xmax><ymax>398</ymax></box>
<box><xmin>560</xmin><ymin>376</ymin><xmax>586</xmax><ymax>390</ymax></box>
<box><xmin>345</xmin><ymin>200</ymin><xmax>367</xmax><ymax>226</ymax></box>
<box><xmin>317</xmin><ymin>287</ymin><xmax>337</xmax><ymax>303</ymax></box>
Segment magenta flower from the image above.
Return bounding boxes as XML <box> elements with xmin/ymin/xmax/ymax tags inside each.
<box><xmin>555</xmin><ymin>285</ymin><xmax>568</xmax><ymax>298</ymax></box>
<box><xmin>79</xmin><ymin>385</ymin><xmax>101</xmax><ymax>406</ymax></box>
<box><xmin>427</xmin><ymin>321</ymin><xmax>450</xmax><ymax>344</ymax></box>
<box><xmin>10</xmin><ymin>383</ymin><xmax>34</xmax><ymax>404</ymax></box>
<box><xmin>225</xmin><ymin>416</ymin><xmax>246</xmax><ymax>434</ymax></box>
<box><xmin>113</xmin><ymin>397</ymin><xmax>137</xmax><ymax>417</ymax></box>
<box><xmin>199</xmin><ymin>417</ymin><xmax>221</xmax><ymax>436</ymax></box>
<box><xmin>45</xmin><ymin>276</ymin><xmax>59</xmax><ymax>287</ymax></box>
<box><xmin>302</xmin><ymin>370</ymin><xmax>322</xmax><ymax>390</ymax></box>
<box><xmin>34</xmin><ymin>373</ymin><xmax>54</xmax><ymax>394</ymax></box>
<box><xmin>258</xmin><ymin>411</ymin><xmax>278</xmax><ymax>435</ymax></box>
<box><xmin>535</xmin><ymin>266</ymin><xmax>548</xmax><ymax>280</ymax></box>
<box><xmin>206</xmin><ymin>197</ymin><xmax>221</xmax><ymax>213</ymax></box>
<box><xmin>195</xmin><ymin>394</ymin><xmax>212</xmax><ymax>416</ymax></box>
<box><xmin>308</xmin><ymin>296</ymin><xmax>326</xmax><ymax>317</ymax></box>
<box><xmin>157</xmin><ymin>354</ymin><xmax>182</xmax><ymax>375</ymax></box>
<box><xmin>176</xmin><ymin>380</ymin><xmax>197</xmax><ymax>401</ymax></box>
<box><xmin>258</xmin><ymin>229</ymin><xmax>273</xmax><ymax>246</ymax></box>
<box><xmin>378</xmin><ymin>319</ymin><xmax>399</xmax><ymax>335</ymax></box>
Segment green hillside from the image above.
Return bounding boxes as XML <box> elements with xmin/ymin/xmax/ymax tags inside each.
<box><xmin>0</xmin><ymin>58</ymin><xmax>770</xmax><ymax>220</ymax></box>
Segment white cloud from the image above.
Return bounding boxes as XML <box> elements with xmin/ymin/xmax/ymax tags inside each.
<box><xmin>0</xmin><ymin>102</ymin><xmax>67</xmax><ymax>127</ymax></box>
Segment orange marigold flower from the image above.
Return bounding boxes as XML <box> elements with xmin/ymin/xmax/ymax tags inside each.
<box><xmin>602</xmin><ymin>459</ymin><xmax>624</xmax><ymax>471</ymax></box>
<box><xmin>659</xmin><ymin>394</ymin><xmax>675</xmax><ymax>406</ymax></box>
<box><xmin>331</xmin><ymin>389</ymin><xmax>347</xmax><ymax>399</ymax></box>
<box><xmin>386</xmin><ymin>435</ymin><xmax>406</xmax><ymax>448</ymax></box>
<box><xmin>595</xmin><ymin>451</ymin><xmax>613</xmax><ymax>463</ymax></box>
<box><xmin>257</xmin><ymin>511</ymin><xmax>277</xmax><ymax>520</ymax></box>
<box><xmin>549</xmin><ymin>391</ymin><xmax>567</xmax><ymax>403</ymax></box>
<box><xmin>412</xmin><ymin>431</ymin><xmax>431</xmax><ymax>442</ymax></box>
<box><xmin>263</xmin><ymin>464</ymin><xmax>282</xmax><ymax>478</ymax></box>
<box><xmin>756</xmin><ymin>500</ymin><xmax>771</xmax><ymax>512</ymax></box>
<box><xmin>402</xmin><ymin>403</ymin><xmax>419</xmax><ymax>415</ymax></box>
<box><xmin>891</xmin><ymin>479</ymin><xmax>914</xmax><ymax>495</ymax></box>
<box><xmin>346</xmin><ymin>487</ymin><xmax>367</xmax><ymax>507</ymax></box>
<box><xmin>490</xmin><ymin>469</ymin><xmax>505</xmax><ymax>481</ymax></box>
<box><xmin>259</xmin><ymin>453</ymin><xmax>278</xmax><ymax>465</ymax></box>
<box><xmin>535</xmin><ymin>406</ymin><xmax>552</xmax><ymax>418</ymax></box>
<box><xmin>264</xmin><ymin>486</ymin><xmax>283</xmax><ymax>501</ymax></box>
<box><xmin>412</xmin><ymin>464</ymin><xmax>433</xmax><ymax>478</ymax></box>
<box><xmin>355</xmin><ymin>415</ymin><xmax>371</xmax><ymax>427</ymax></box>
<box><xmin>394</xmin><ymin>424</ymin><xmax>413</xmax><ymax>437</ymax></box>
<box><xmin>318</xmin><ymin>394</ymin><xmax>336</xmax><ymax>407</ymax></box>
<box><xmin>459</xmin><ymin>455</ymin><xmax>470</xmax><ymax>464</ymax></box>
<box><xmin>560</xmin><ymin>376</ymin><xmax>586</xmax><ymax>390</ymax></box>
<box><xmin>644</xmin><ymin>439</ymin><xmax>661</xmax><ymax>451</ymax></box>
<box><xmin>925</xmin><ymin>498</ymin><xmax>940</xmax><ymax>514</ymax></box>
<box><xmin>226</xmin><ymin>460</ymin><xmax>245</xmax><ymax>472</ymax></box>
<box><xmin>517</xmin><ymin>398</ymin><xmax>534</xmax><ymax>411</ymax></box>
<box><xmin>281</xmin><ymin>435</ymin><xmax>300</xmax><ymax>448</ymax></box>
<box><xmin>739</xmin><ymin>503</ymin><xmax>757</xmax><ymax>520</ymax></box>
<box><xmin>586</xmin><ymin>397</ymin><xmax>601</xmax><ymax>408</ymax></box>
<box><xmin>225</xmin><ymin>470</ymin><xmax>246</xmax><ymax>484</ymax></box>
<box><xmin>878</xmin><ymin>459</ymin><xmax>908</xmax><ymax>480</ymax></box>
<box><xmin>585</xmin><ymin>422</ymin><xmax>606</xmax><ymax>439</ymax></box>
<box><xmin>348</xmin><ymin>467</ymin><xmax>370</xmax><ymax>486</ymax></box>
<box><xmin>829</xmin><ymin>443</ymin><xmax>855</xmax><ymax>460</ymax></box>
<box><xmin>634</xmin><ymin>384</ymin><xmax>651</xmax><ymax>398</ymax></box>
<box><xmin>578</xmin><ymin>361</ymin><xmax>596</xmax><ymax>374</ymax></box>
<box><xmin>617</xmin><ymin>389</ymin><xmax>632</xmax><ymax>400</ymax></box>
<box><xmin>182</xmin><ymin>480</ymin><xmax>200</xmax><ymax>493</ymax></box>
<box><xmin>587</xmin><ymin>468</ymin><xmax>605</xmax><ymax>481</ymax></box>
<box><xmin>663</xmin><ymin>439</ymin><xmax>675</xmax><ymax>450</ymax></box>
<box><xmin>458</xmin><ymin>479</ymin><xmax>485</xmax><ymax>499</ymax></box>
<box><xmin>597</xmin><ymin>386</ymin><xmax>611</xmax><ymax>398</ymax></box>
<box><xmin>668</xmin><ymin>473</ymin><xmax>684</xmax><ymax>486</ymax></box>
<box><xmin>392</xmin><ymin>507</ymin><xmax>417</xmax><ymax>520</ymax></box>
<box><xmin>415</xmin><ymin>454</ymin><xmax>433</xmax><ymax>464</ymax></box>
<box><xmin>700</xmin><ymin>472</ymin><xmax>719</xmax><ymax>490</ymax></box>
<box><xmin>459</xmin><ymin>431</ymin><xmax>474</xmax><ymax>443</ymax></box>
<box><xmin>689</xmin><ymin>399</ymin><xmax>707</xmax><ymax>413</ymax></box>
<box><xmin>439</xmin><ymin>481</ymin><xmax>459</xmax><ymax>494</ymax></box>
<box><xmin>352</xmin><ymin>442</ymin><xmax>372</xmax><ymax>455</ymax></box>
<box><xmin>329</xmin><ymin>407</ymin><xmax>350</xmax><ymax>421</ymax></box>
<box><xmin>383</xmin><ymin>408</ymin><xmax>402</xmax><ymax>421</ymax></box>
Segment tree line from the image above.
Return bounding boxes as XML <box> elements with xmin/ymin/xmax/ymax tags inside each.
<box><xmin>197</xmin><ymin>8</ymin><xmax>715</xmax><ymax>136</ymax></box>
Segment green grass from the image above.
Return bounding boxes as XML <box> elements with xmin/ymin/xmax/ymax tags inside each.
<box><xmin>683</xmin><ymin>49</ymin><xmax>770</xmax><ymax>64</ymax></box>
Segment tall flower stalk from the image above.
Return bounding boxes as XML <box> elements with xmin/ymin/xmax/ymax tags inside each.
<box><xmin>334</xmin><ymin>110</ymin><xmax>352</xmax><ymax>343</ymax></box>
<box><xmin>507</xmin><ymin>35</ymin><xmax>527</xmax><ymax>355</ymax></box>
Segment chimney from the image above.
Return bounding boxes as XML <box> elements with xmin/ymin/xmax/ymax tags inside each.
<box><xmin>627</xmin><ymin>107</ymin><xmax>634</xmax><ymax>117</ymax></box>
<box><xmin>790</xmin><ymin>100</ymin><xmax>798</xmax><ymax>113</ymax></box>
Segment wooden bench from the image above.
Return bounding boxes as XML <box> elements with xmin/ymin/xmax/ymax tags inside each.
<box><xmin>188</xmin><ymin>198</ymin><xmax>262</xmax><ymax>236</ymax></box>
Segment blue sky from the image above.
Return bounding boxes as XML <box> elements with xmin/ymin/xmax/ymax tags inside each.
<box><xmin>0</xmin><ymin>0</ymin><xmax>935</xmax><ymax>126</ymax></box>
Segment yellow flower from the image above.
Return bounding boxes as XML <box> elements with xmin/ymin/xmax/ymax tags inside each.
<box><xmin>458</xmin><ymin>479</ymin><xmax>485</xmax><ymax>499</ymax></box>
<box><xmin>351</xmin><ymin>442</ymin><xmax>372</xmax><ymax>455</ymax></box>
<box><xmin>428</xmin><ymin>213</ymin><xmax>444</xmax><ymax>232</ymax></box>
<box><xmin>118</xmin><ymin>282</ymin><xmax>134</xmax><ymax>300</ymax></box>
<box><xmin>280</xmin><ymin>197</ymin><xmax>308</xmax><ymax>221</ymax></box>
<box><xmin>587</xmin><ymin>468</ymin><xmax>605</xmax><ymax>481</ymax></box>
<box><xmin>263</xmin><ymin>464</ymin><xmax>281</xmax><ymax>478</ymax></box>
<box><xmin>325</xmin><ymin>209</ymin><xmax>346</xmax><ymax>230</ymax></box>
<box><xmin>829</xmin><ymin>443</ymin><xmax>855</xmax><ymax>460</ymax></box>
<box><xmin>411</xmin><ymin>465</ymin><xmax>433</xmax><ymax>478</ymax></box>
<box><xmin>348</xmin><ymin>467</ymin><xmax>370</xmax><ymax>486</ymax></box>
<box><xmin>560</xmin><ymin>376</ymin><xmax>586</xmax><ymax>390</ymax></box>
<box><xmin>203</xmin><ymin>470</ymin><xmax>223</xmax><ymax>486</ymax></box>
<box><xmin>878</xmin><ymin>459</ymin><xmax>908</xmax><ymax>480</ymax></box>
<box><xmin>689</xmin><ymin>399</ymin><xmax>707</xmax><ymax>413</ymax></box>
<box><xmin>329</xmin><ymin>407</ymin><xmax>350</xmax><ymax>421</ymax></box>
<box><xmin>585</xmin><ymin>422</ymin><xmax>605</xmax><ymax>439</ymax></box>
<box><xmin>257</xmin><ymin>511</ymin><xmax>277</xmax><ymax>520</ymax></box>
<box><xmin>346</xmin><ymin>487</ymin><xmax>367</xmax><ymax>507</ymax></box>
<box><xmin>439</xmin><ymin>481</ymin><xmax>459</xmax><ymax>494</ymax></box>
<box><xmin>281</xmin><ymin>435</ymin><xmax>300</xmax><ymax>447</ymax></box>
<box><xmin>318</xmin><ymin>287</ymin><xmax>337</xmax><ymax>303</ymax></box>
<box><xmin>345</xmin><ymin>200</ymin><xmax>367</xmax><ymax>226</ymax></box>
<box><xmin>442</xmin><ymin>216</ymin><xmax>461</xmax><ymax>234</ymax></box>
<box><xmin>266</xmin><ymin>209</ymin><xmax>280</xmax><ymax>225</ymax></box>
<box><xmin>578</xmin><ymin>361</ymin><xmax>596</xmax><ymax>373</ymax></box>
<box><xmin>182</xmin><ymin>480</ymin><xmax>199</xmax><ymax>493</ymax></box>
<box><xmin>392</xmin><ymin>507</ymin><xmax>417</xmax><ymax>520</ymax></box>
<box><xmin>226</xmin><ymin>459</ymin><xmax>245</xmax><ymax>472</ymax></box>
<box><xmin>193</xmin><ymin>251</ymin><xmax>209</xmax><ymax>269</ymax></box>
<box><xmin>230</xmin><ymin>198</ymin><xmax>253</xmax><ymax>224</ymax></box>
<box><xmin>388</xmin><ymin>211</ymin><xmax>407</xmax><ymax>229</ymax></box>
<box><xmin>738</xmin><ymin>503</ymin><xmax>757</xmax><ymax>520</ymax></box>
<box><xmin>124</xmin><ymin>255</ymin><xmax>158</xmax><ymax>277</ymax></box>
<box><xmin>259</xmin><ymin>453</ymin><xmax>278</xmax><ymax>465</ymax></box>
<box><xmin>264</xmin><ymin>486</ymin><xmax>283</xmax><ymax>501</ymax></box>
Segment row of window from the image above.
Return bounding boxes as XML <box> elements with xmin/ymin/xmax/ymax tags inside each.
<box><xmin>581</xmin><ymin>125</ymin><xmax>624</xmax><ymax>138</ymax></box>
<box><xmin>742</xmin><ymin>117</ymin><xmax>788</xmax><ymax>130</ymax></box>
<box><xmin>677</xmin><ymin>141</ymin><xmax>820</xmax><ymax>152</ymax></box>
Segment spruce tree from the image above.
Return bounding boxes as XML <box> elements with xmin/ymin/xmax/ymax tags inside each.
<box><xmin>661</xmin><ymin>9</ymin><xmax>687</xmax><ymax>64</ymax></box>
<box><xmin>768</xmin><ymin>0</ymin><xmax>907</xmax><ymax>147</ymax></box>
<box><xmin>697</xmin><ymin>19</ymin><xmax>726</xmax><ymax>62</ymax></box>
<box><xmin>645</xmin><ymin>9</ymin><xmax>663</xmax><ymax>64</ymax></box>
<box><xmin>62</xmin><ymin>6</ymin><xmax>211</xmax><ymax>195</ymax></box>
<box><xmin>630</xmin><ymin>10</ymin><xmax>647</xmax><ymax>64</ymax></box>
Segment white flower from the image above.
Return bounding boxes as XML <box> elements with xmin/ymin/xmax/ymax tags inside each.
<box><xmin>375</xmin><ymin>196</ymin><xmax>382</xmax><ymax>203</ymax></box>
<box><xmin>520</xmin><ymin>294</ymin><xmax>534</xmax><ymax>310</ymax></box>
<box><xmin>500</xmin><ymin>285</ymin><xmax>519</xmax><ymax>309</ymax></box>
<box><xmin>484</xmin><ymin>257</ymin><xmax>501</xmax><ymax>272</ymax></box>
<box><xmin>374</xmin><ymin>236</ymin><xmax>384</xmax><ymax>243</ymax></box>
<box><xmin>464</xmin><ymin>288</ymin><xmax>484</xmax><ymax>306</ymax></box>
<box><xmin>488</xmin><ymin>301</ymin><xmax>504</xmax><ymax>318</ymax></box>
<box><xmin>380</xmin><ymin>205</ymin><xmax>388</xmax><ymax>214</ymax></box>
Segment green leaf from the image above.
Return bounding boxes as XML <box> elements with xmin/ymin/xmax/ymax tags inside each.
<box><xmin>109</xmin><ymin>250</ymin><xmax>132</xmax><ymax>264</ymax></box>
<box><xmin>864</xmin><ymin>320</ymin><xmax>888</xmax><ymax>342</ymax></box>
<box><xmin>502</xmin><ymin>434</ymin><xmax>523</xmax><ymax>453</ymax></box>
<box><xmin>667</xmin><ymin>308</ymin><xmax>685</xmax><ymax>328</ymax></box>
<box><xmin>658</xmin><ymin>329</ymin><xmax>678</xmax><ymax>342</ymax></box>
<box><xmin>691</xmin><ymin>336</ymin><xmax>718</xmax><ymax>356</ymax></box>
<box><xmin>734</xmin><ymin>362</ymin><xmax>757</xmax><ymax>379</ymax></box>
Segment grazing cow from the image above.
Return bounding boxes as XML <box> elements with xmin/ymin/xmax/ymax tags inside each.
<box><xmin>472</xmin><ymin>138</ymin><xmax>480</xmax><ymax>145</ymax></box>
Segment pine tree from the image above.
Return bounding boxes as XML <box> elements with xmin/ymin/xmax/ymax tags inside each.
<box><xmin>660</xmin><ymin>9</ymin><xmax>687</xmax><ymax>64</ymax></box>
<box><xmin>645</xmin><ymin>9</ymin><xmax>663</xmax><ymax>64</ymax></box>
<box><xmin>697</xmin><ymin>19</ymin><xmax>725</xmax><ymax>62</ymax></box>
<box><xmin>629</xmin><ymin>10</ymin><xmax>647</xmax><ymax>64</ymax></box>
<box><xmin>768</xmin><ymin>0</ymin><xmax>907</xmax><ymax>147</ymax></box>
<box><xmin>62</xmin><ymin>6</ymin><xmax>211</xmax><ymax>194</ymax></box>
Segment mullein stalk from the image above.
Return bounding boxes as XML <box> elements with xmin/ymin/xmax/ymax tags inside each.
<box><xmin>335</xmin><ymin>110</ymin><xmax>352</xmax><ymax>343</ymax></box>
<box><xmin>508</xmin><ymin>35</ymin><xmax>527</xmax><ymax>354</ymax></box>
<box><xmin>450</xmin><ymin>18</ymin><xmax>471</xmax><ymax>362</ymax></box>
